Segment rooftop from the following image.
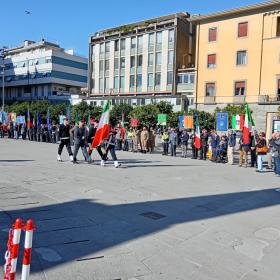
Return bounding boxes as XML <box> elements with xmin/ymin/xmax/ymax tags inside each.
<box><xmin>190</xmin><ymin>0</ymin><xmax>280</xmax><ymax>23</ymax></box>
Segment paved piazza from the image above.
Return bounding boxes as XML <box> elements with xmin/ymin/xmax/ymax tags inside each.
<box><xmin>0</xmin><ymin>139</ymin><xmax>279</xmax><ymax>280</ymax></box>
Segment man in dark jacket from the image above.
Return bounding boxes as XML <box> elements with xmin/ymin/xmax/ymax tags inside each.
<box><xmin>180</xmin><ymin>129</ymin><xmax>189</xmax><ymax>158</ymax></box>
<box><xmin>57</xmin><ymin>118</ymin><xmax>73</xmax><ymax>162</ymax></box>
<box><xmin>210</xmin><ymin>130</ymin><xmax>220</xmax><ymax>162</ymax></box>
<box><xmin>200</xmin><ymin>129</ymin><xmax>208</xmax><ymax>160</ymax></box>
<box><xmin>227</xmin><ymin>129</ymin><xmax>236</xmax><ymax>165</ymax></box>
<box><xmin>73</xmin><ymin>120</ymin><xmax>92</xmax><ymax>164</ymax></box>
<box><xmin>249</xmin><ymin>132</ymin><xmax>257</xmax><ymax>168</ymax></box>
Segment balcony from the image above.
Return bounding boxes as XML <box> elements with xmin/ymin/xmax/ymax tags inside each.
<box><xmin>258</xmin><ymin>95</ymin><xmax>280</xmax><ymax>104</ymax></box>
<box><xmin>204</xmin><ymin>96</ymin><xmax>216</xmax><ymax>104</ymax></box>
<box><xmin>233</xmin><ymin>96</ymin><xmax>246</xmax><ymax>104</ymax></box>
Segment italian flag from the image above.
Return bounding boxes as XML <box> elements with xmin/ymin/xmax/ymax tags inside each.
<box><xmin>91</xmin><ymin>101</ymin><xmax>110</xmax><ymax>148</ymax></box>
<box><xmin>232</xmin><ymin>115</ymin><xmax>244</xmax><ymax>130</ymax></box>
<box><xmin>243</xmin><ymin>104</ymin><xmax>255</xmax><ymax>145</ymax></box>
<box><xmin>194</xmin><ymin>114</ymin><xmax>201</xmax><ymax>149</ymax></box>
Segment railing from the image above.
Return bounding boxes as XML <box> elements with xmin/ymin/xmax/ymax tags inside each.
<box><xmin>204</xmin><ymin>96</ymin><xmax>216</xmax><ymax>104</ymax></box>
<box><xmin>258</xmin><ymin>95</ymin><xmax>280</xmax><ymax>104</ymax></box>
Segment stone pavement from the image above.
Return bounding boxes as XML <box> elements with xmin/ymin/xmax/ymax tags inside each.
<box><xmin>0</xmin><ymin>138</ymin><xmax>279</xmax><ymax>280</ymax></box>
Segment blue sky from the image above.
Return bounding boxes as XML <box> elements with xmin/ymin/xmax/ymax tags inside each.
<box><xmin>1</xmin><ymin>0</ymin><xmax>263</xmax><ymax>56</ymax></box>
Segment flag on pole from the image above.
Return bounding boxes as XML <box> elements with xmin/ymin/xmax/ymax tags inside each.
<box><xmin>27</xmin><ymin>109</ymin><xmax>31</xmax><ymax>129</ymax></box>
<box><xmin>194</xmin><ymin>114</ymin><xmax>201</xmax><ymax>149</ymax></box>
<box><xmin>37</xmin><ymin>112</ymin><xmax>41</xmax><ymax>128</ymax></box>
<box><xmin>33</xmin><ymin>113</ymin><xmax>36</xmax><ymax>127</ymax></box>
<box><xmin>47</xmin><ymin>109</ymin><xmax>51</xmax><ymax>130</ymax></box>
<box><xmin>232</xmin><ymin>114</ymin><xmax>244</xmax><ymax>130</ymax></box>
<box><xmin>243</xmin><ymin>104</ymin><xmax>254</xmax><ymax>145</ymax></box>
<box><xmin>88</xmin><ymin>113</ymin><xmax>91</xmax><ymax>128</ymax></box>
<box><xmin>91</xmin><ymin>101</ymin><xmax>110</xmax><ymax>149</ymax></box>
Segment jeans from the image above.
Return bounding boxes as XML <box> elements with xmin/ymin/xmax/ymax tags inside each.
<box><xmin>212</xmin><ymin>147</ymin><xmax>217</xmax><ymax>161</ymax></box>
<box><xmin>200</xmin><ymin>146</ymin><xmax>208</xmax><ymax>160</ymax></box>
<box><xmin>170</xmin><ymin>144</ymin><xmax>177</xmax><ymax>157</ymax></box>
<box><xmin>257</xmin><ymin>155</ymin><xmax>265</xmax><ymax>171</ymax></box>
<box><xmin>103</xmin><ymin>145</ymin><xmax>117</xmax><ymax>161</ymax></box>
<box><xmin>163</xmin><ymin>142</ymin><xmax>169</xmax><ymax>155</ymax></box>
<box><xmin>274</xmin><ymin>157</ymin><xmax>280</xmax><ymax>175</ymax></box>
<box><xmin>73</xmin><ymin>144</ymin><xmax>91</xmax><ymax>162</ymax></box>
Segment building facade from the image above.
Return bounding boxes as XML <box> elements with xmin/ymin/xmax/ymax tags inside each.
<box><xmin>0</xmin><ymin>40</ymin><xmax>87</xmax><ymax>104</ymax></box>
<box><xmin>88</xmin><ymin>13</ymin><xmax>196</xmax><ymax>111</ymax></box>
<box><xmin>191</xmin><ymin>1</ymin><xmax>280</xmax><ymax>131</ymax></box>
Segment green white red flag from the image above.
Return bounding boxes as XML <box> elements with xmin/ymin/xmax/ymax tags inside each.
<box><xmin>243</xmin><ymin>104</ymin><xmax>255</xmax><ymax>145</ymax></box>
<box><xmin>91</xmin><ymin>101</ymin><xmax>110</xmax><ymax>148</ymax></box>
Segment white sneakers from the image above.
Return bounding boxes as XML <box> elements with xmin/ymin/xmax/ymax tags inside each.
<box><xmin>100</xmin><ymin>160</ymin><xmax>121</xmax><ymax>168</ymax></box>
<box><xmin>100</xmin><ymin>160</ymin><xmax>105</xmax><ymax>166</ymax></box>
<box><xmin>69</xmin><ymin>155</ymin><xmax>74</xmax><ymax>162</ymax></box>
<box><xmin>57</xmin><ymin>155</ymin><xmax>62</xmax><ymax>162</ymax></box>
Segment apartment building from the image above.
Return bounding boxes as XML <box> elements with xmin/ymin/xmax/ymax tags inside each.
<box><xmin>88</xmin><ymin>13</ymin><xmax>196</xmax><ymax>111</ymax></box>
<box><xmin>0</xmin><ymin>40</ymin><xmax>87</xmax><ymax>104</ymax></box>
<box><xmin>191</xmin><ymin>0</ymin><xmax>280</xmax><ymax>130</ymax></box>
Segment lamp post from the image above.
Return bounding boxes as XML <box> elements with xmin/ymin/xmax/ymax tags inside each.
<box><xmin>0</xmin><ymin>47</ymin><xmax>7</xmax><ymax>112</ymax></box>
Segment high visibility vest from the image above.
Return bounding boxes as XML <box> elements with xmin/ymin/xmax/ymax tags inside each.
<box><xmin>162</xmin><ymin>133</ymin><xmax>169</xmax><ymax>141</ymax></box>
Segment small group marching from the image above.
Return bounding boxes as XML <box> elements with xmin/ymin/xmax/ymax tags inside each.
<box><xmin>57</xmin><ymin>101</ymin><xmax>121</xmax><ymax>168</ymax></box>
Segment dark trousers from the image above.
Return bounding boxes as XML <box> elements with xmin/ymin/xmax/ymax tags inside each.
<box><xmin>274</xmin><ymin>157</ymin><xmax>280</xmax><ymax>175</ymax></box>
<box><xmin>73</xmin><ymin>143</ymin><xmax>91</xmax><ymax>162</ymax></box>
<box><xmin>88</xmin><ymin>145</ymin><xmax>104</xmax><ymax>159</ymax></box>
<box><xmin>170</xmin><ymin>144</ymin><xmax>177</xmax><ymax>157</ymax></box>
<box><xmin>103</xmin><ymin>145</ymin><xmax>117</xmax><ymax>161</ymax></box>
<box><xmin>163</xmin><ymin>142</ymin><xmax>169</xmax><ymax>155</ymax></box>
<box><xmin>200</xmin><ymin>146</ymin><xmax>207</xmax><ymax>160</ymax></box>
<box><xmin>58</xmin><ymin>140</ymin><xmax>73</xmax><ymax>156</ymax></box>
<box><xmin>250</xmin><ymin>149</ymin><xmax>257</xmax><ymax>167</ymax></box>
<box><xmin>192</xmin><ymin>146</ymin><xmax>198</xmax><ymax>158</ymax></box>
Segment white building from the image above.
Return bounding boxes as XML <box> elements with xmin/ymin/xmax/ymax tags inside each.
<box><xmin>0</xmin><ymin>40</ymin><xmax>87</xmax><ymax>104</ymax></box>
<box><xmin>88</xmin><ymin>13</ymin><xmax>196</xmax><ymax>111</ymax></box>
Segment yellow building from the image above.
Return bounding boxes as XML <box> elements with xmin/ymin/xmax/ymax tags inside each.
<box><xmin>191</xmin><ymin>1</ymin><xmax>280</xmax><ymax>132</ymax></box>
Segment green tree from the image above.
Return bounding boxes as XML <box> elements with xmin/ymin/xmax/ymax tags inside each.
<box><xmin>110</xmin><ymin>104</ymin><xmax>133</xmax><ymax>126</ymax></box>
<box><xmin>156</xmin><ymin>101</ymin><xmax>173</xmax><ymax>115</ymax></box>
<box><xmin>128</xmin><ymin>104</ymin><xmax>159</xmax><ymax>127</ymax></box>
<box><xmin>189</xmin><ymin>109</ymin><xmax>215</xmax><ymax>130</ymax></box>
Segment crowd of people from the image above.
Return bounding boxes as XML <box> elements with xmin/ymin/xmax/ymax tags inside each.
<box><xmin>0</xmin><ymin>119</ymin><xmax>280</xmax><ymax>175</ymax></box>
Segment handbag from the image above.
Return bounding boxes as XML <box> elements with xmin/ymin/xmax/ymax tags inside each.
<box><xmin>256</xmin><ymin>146</ymin><xmax>268</xmax><ymax>154</ymax></box>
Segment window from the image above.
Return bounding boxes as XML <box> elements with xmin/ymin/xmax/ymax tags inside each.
<box><xmin>115</xmin><ymin>40</ymin><xmax>119</xmax><ymax>51</ymax></box>
<box><xmin>46</xmin><ymin>57</ymin><xmax>52</xmax><ymax>63</ymax></box>
<box><xmin>235</xmin><ymin>81</ymin><xmax>246</xmax><ymax>96</ymax></box>
<box><xmin>105</xmin><ymin>42</ymin><xmax>110</xmax><ymax>52</ymax></box>
<box><xmin>130</xmin><ymin>75</ymin><xmax>135</xmax><ymax>87</ymax></box>
<box><xmin>207</xmin><ymin>54</ymin><xmax>216</xmax><ymax>68</ymax></box>
<box><xmin>131</xmin><ymin>37</ymin><xmax>136</xmax><ymax>49</ymax></box>
<box><xmin>236</xmin><ymin>51</ymin><xmax>247</xmax><ymax>65</ymax></box>
<box><xmin>120</xmin><ymin>76</ymin><xmax>125</xmax><ymax>88</ymax></box>
<box><xmin>156</xmin><ymin>32</ymin><xmax>162</xmax><ymax>44</ymax></box>
<box><xmin>168</xmin><ymin>29</ymin><xmax>175</xmax><ymax>43</ymax></box>
<box><xmin>277</xmin><ymin>17</ymin><xmax>280</xmax><ymax>37</ymax></box>
<box><xmin>105</xmin><ymin>59</ymin><xmax>109</xmax><ymax>71</ymax></box>
<box><xmin>155</xmin><ymin>73</ymin><xmax>161</xmax><ymax>86</ymax></box>
<box><xmin>105</xmin><ymin>77</ymin><xmax>109</xmax><ymax>89</ymax></box>
<box><xmin>130</xmin><ymin>56</ymin><xmax>136</xmax><ymax>68</ymax></box>
<box><xmin>205</xmin><ymin>83</ymin><xmax>216</xmax><ymax>96</ymax></box>
<box><xmin>148</xmin><ymin>73</ymin><xmax>154</xmax><ymax>87</ymax></box>
<box><xmin>168</xmin><ymin>50</ymin><xmax>174</xmax><ymax>65</ymax></box>
<box><xmin>120</xmin><ymin>39</ymin><xmax>126</xmax><ymax>50</ymax></box>
<box><xmin>137</xmin><ymin>74</ymin><xmax>142</xmax><ymax>87</ymax></box>
<box><xmin>149</xmin><ymin>33</ymin><xmax>155</xmax><ymax>46</ymax></box>
<box><xmin>138</xmin><ymin>36</ymin><xmax>143</xmax><ymax>48</ymax></box>
<box><xmin>100</xmin><ymin>43</ymin><xmax>105</xmax><ymax>54</ymax></box>
<box><xmin>137</xmin><ymin>55</ymin><xmax>143</xmax><ymax>66</ymax></box>
<box><xmin>120</xmin><ymin>57</ymin><xmax>125</xmax><ymax>68</ymax></box>
<box><xmin>167</xmin><ymin>72</ymin><xmax>173</xmax><ymax>85</ymax></box>
<box><xmin>238</xmin><ymin>22</ymin><xmax>248</xmax><ymax>37</ymax></box>
<box><xmin>178</xmin><ymin>74</ymin><xmax>183</xmax><ymax>84</ymax></box>
<box><xmin>148</xmin><ymin>53</ymin><xmax>154</xmax><ymax>66</ymax></box>
<box><xmin>99</xmin><ymin>60</ymin><xmax>104</xmax><ymax>71</ymax></box>
<box><xmin>114</xmin><ymin>76</ymin><xmax>119</xmax><ymax>89</ymax></box>
<box><xmin>114</xmin><ymin>58</ymin><xmax>119</xmax><ymax>69</ymax></box>
<box><xmin>277</xmin><ymin>79</ymin><xmax>280</xmax><ymax>98</ymax></box>
<box><xmin>156</xmin><ymin>52</ymin><xmax>162</xmax><ymax>65</ymax></box>
<box><xmin>99</xmin><ymin>78</ymin><xmax>104</xmax><ymax>90</ymax></box>
<box><xmin>92</xmin><ymin>78</ymin><xmax>95</xmax><ymax>89</ymax></box>
<box><xmin>209</xmin><ymin>28</ymin><xmax>217</xmax><ymax>42</ymax></box>
<box><xmin>189</xmin><ymin>74</ymin><xmax>195</xmax><ymax>84</ymax></box>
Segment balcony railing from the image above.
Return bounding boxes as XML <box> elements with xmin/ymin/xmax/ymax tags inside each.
<box><xmin>204</xmin><ymin>96</ymin><xmax>216</xmax><ymax>104</ymax></box>
<box><xmin>258</xmin><ymin>95</ymin><xmax>280</xmax><ymax>104</ymax></box>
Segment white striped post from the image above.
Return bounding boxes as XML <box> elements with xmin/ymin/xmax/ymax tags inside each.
<box><xmin>21</xmin><ymin>220</ymin><xmax>35</xmax><ymax>280</ymax></box>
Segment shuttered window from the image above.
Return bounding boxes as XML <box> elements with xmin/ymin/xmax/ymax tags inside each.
<box><xmin>235</xmin><ymin>81</ymin><xmax>246</xmax><ymax>96</ymax></box>
<box><xmin>209</xmin><ymin>28</ymin><xmax>217</xmax><ymax>42</ymax></box>
<box><xmin>207</xmin><ymin>54</ymin><xmax>216</xmax><ymax>68</ymax></box>
<box><xmin>205</xmin><ymin>83</ymin><xmax>216</xmax><ymax>96</ymax></box>
<box><xmin>277</xmin><ymin>17</ymin><xmax>280</xmax><ymax>37</ymax></box>
<box><xmin>238</xmin><ymin>22</ymin><xmax>248</xmax><ymax>37</ymax></box>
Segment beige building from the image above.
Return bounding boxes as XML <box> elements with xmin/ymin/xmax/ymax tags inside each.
<box><xmin>191</xmin><ymin>1</ymin><xmax>280</xmax><ymax>132</ymax></box>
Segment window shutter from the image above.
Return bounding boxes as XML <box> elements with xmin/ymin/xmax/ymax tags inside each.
<box><xmin>235</xmin><ymin>81</ymin><xmax>245</xmax><ymax>88</ymax></box>
<box><xmin>207</xmin><ymin>83</ymin><xmax>215</xmax><ymax>89</ymax></box>
<box><xmin>209</xmin><ymin>28</ymin><xmax>217</xmax><ymax>42</ymax></box>
<box><xmin>208</xmin><ymin>54</ymin><xmax>216</xmax><ymax>65</ymax></box>
<box><xmin>238</xmin><ymin>22</ymin><xmax>248</xmax><ymax>37</ymax></box>
<box><xmin>278</xmin><ymin>79</ymin><xmax>280</xmax><ymax>89</ymax></box>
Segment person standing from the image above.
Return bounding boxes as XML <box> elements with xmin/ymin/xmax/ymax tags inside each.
<box><xmin>249</xmin><ymin>132</ymin><xmax>257</xmax><ymax>168</ymax></box>
<box><xmin>227</xmin><ymin>129</ymin><xmax>236</xmax><ymax>165</ymax></box>
<box><xmin>210</xmin><ymin>130</ymin><xmax>220</xmax><ymax>162</ymax></box>
<box><xmin>162</xmin><ymin>130</ymin><xmax>169</xmax><ymax>155</ymax></box>
<box><xmin>256</xmin><ymin>132</ymin><xmax>268</xmax><ymax>172</ymax></box>
<box><xmin>200</xmin><ymin>129</ymin><xmax>208</xmax><ymax>160</ymax></box>
<box><xmin>141</xmin><ymin>126</ymin><xmax>149</xmax><ymax>153</ymax></box>
<box><xmin>271</xmin><ymin>132</ymin><xmax>280</xmax><ymax>176</ymax></box>
<box><xmin>180</xmin><ymin>129</ymin><xmax>189</xmax><ymax>158</ymax></box>
<box><xmin>57</xmin><ymin>118</ymin><xmax>73</xmax><ymax>162</ymax></box>
<box><xmin>73</xmin><ymin>120</ymin><xmax>92</xmax><ymax>164</ymax></box>
<box><xmin>239</xmin><ymin>133</ymin><xmax>250</xmax><ymax>168</ymax></box>
<box><xmin>267</xmin><ymin>136</ymin><xmax>274</xmax><ymax>170</ymax></box>
<box><xmin>169</xmin><ymin>128</ymin><xmax>178</xmax><ymax>157</ymax></box>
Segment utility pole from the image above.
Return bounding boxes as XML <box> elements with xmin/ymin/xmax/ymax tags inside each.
<box><xmin>0</xmin><ymin>47</ymin><xmax>7</xmax><ymax>112</ymax></box>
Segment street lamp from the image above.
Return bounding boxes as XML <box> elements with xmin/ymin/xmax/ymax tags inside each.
<box><xmin>0</xmin><ymin>47</ymin><xmax>8</xmax><ymax>112</ymax></box>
